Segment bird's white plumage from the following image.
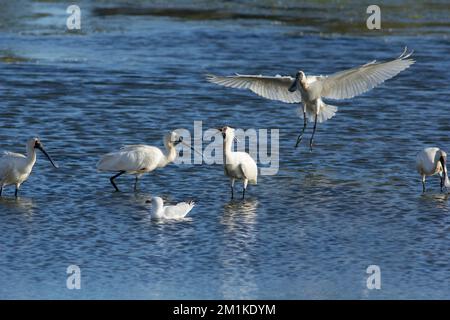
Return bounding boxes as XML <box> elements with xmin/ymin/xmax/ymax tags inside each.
<box><xmin>0</xmin><ymin>138</ymin><xmax>58</xmax><ymax>196</ymax></box>
<box><xmin>207</xmin><ymin>48</ymin><xmax>414</xmax><ymax>121</ymax></box>
<box><xmin>206</xmin><ymin>74</ymin><xmax>302</xmax><ymax>103</ymax></box>
<box><xmin>416</xmin><ymin>147</ymin><xmax>450</xmax><ymax>192</ymax></box>
<box><xmin>150</xmin><ymin>196</ymin><xmax>195</xmax><ymax>220</ymax></box>
<box><xmin>97</xmin><ymin>145</ymin><xmax>164</xmax><ymax>174</ymax></box>
<box><xmin>219</xmin><ymin>126</ymin><xmax>257</xmax><ymax>199</ymax></box>
<box><xmin>97</xmin><ymin>132</ymin><xmax>180</xmax><ymax>175</ymax></box>
<box><xmin>320</xmin><ymin>49</ymin><xmax>414</xmax><ymax>100</ymax></box>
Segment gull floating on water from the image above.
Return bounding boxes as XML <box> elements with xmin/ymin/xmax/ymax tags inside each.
<box><xmin>0</xmin><ymin>138</ymin><xmax>59</xmax><ymax>197</ymax></box>
<box><xmin>148</xmin><ymin>196</ymin><xmax>195</xmax><ymax>220</ymax></box>
<box><xmin>218</xmin><ymin>126</ymin><xmax>258</xmax><ymax>199</ymax></box>
<box><xmin>207</xmin><ymin>48</ymin><xmax>415</xmax><ymax>151</ymax></box>
<box><xmin>97</xmin><ymin>131</ymin><xmax>197</xmax><ymax>192</ymax></box>
<box><xmin>416</xmin><ymin>147</ymin><xmax>450</xmax><ymax>193</ymax></box>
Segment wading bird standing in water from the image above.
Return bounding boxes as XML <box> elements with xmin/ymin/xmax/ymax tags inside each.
<box><xmin>416</xmin><ymin>147</ymin><xmax>450</xmax><ymax>193</ymax></box>
<box><xmin>218</xmin><ymin>126</ymin><xmax>258</xmax><ymax>199</ymax></box>
<box><xmin>97</xmin><ymin>131</ymin><xmax>196</xmax><ymax>192</ymax></box>
<box><xmin>207</xmin><ymin>48</ymin><xmax>415</xmax><ymax>151</ymax></box>
<box><xmin>0</xmin><ymin>138</ymin><xmax>59</xmax><ymax>197</ymax></box>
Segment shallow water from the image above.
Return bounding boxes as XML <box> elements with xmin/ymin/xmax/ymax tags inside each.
<box><xmin>0</xmin><ymin>0</ymin><xmax>449</xmax><ymax>299</ymax></box>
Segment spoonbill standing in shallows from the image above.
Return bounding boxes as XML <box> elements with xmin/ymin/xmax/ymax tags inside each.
<box><xmin>207</xmin><ymin>48</ymin><xmax>415</xmax><ymax>151</ymax></box>
<box><xmin>416</xmin><ymin>147</ymin><xmax>450</xmax><ymax>193</ymax></box>
<box><xmin>148</xmin><ymin>196</ymin><xmax>195</xmax><ymax>220</ymax></box>
<box><xmin>97</xmin><ymin>131</ymin><xmax>196</xmax><ymax>192</ymax></box>
<box><xmin>218</xmin><ymin>126</ymin><xmax>258</xmax><ymax>199</ymax></box>
<box><xmin>0</xmin><ymin>138</ymin><xmax>59</xmax><ymax>197</ymax></box>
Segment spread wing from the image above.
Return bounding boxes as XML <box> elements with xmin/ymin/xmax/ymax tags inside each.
<box><xmin>206</xmin><ymin>74</ymin><xmax>302</xmax><ymax>103</ymax></box>
<box><xmin>320</xmin><ymin>48</ymin><xmax>415</xmax><ymax>100</ymax></box>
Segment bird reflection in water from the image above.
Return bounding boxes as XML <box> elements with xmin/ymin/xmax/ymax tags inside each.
<box><xmin>0</xmin><ymin>196</ymin><xmax>35</xmax><ymax>217</ymax></box>
<box><xmin>219</xmin><ymin>199</ymin><xmax>259</xmax><ymax>299</ymax></box>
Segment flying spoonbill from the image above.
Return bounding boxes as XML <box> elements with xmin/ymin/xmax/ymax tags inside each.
<box><xmin>147</xmin><ymin>196</ymin><xmax>195</xmax><ymax>220</ymax></box>
<box><xmin>97</xmin><ymin>131</ymin><xmax>197</xmax><ymax>192</ymax></box>
<box><xmin>416</xmin><ymin>147</ymin><xmax>450</xmax><ymax>193</ymax></box>
<box><xmin>0</xmin><ymin>138</ymin><xmax>59</xmax><ymax>197</ymax></box>
<box><xmin>207</xmin><ymin>48</ymin><xmax>415</xmax><ymax>151</ymax></box>
<box><xmin>218</xmin><ymin>126</ymin><xmax>258</xmax><ymax>199</ymax></box>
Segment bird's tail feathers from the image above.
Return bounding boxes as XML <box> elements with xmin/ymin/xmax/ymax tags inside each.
<box><xmin>317</xmin><ymin>103</ymin><xmax>338</xmax><ymax>123</ymax></box>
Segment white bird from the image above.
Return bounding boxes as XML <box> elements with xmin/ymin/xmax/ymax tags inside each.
<box><xmin>416</xmin><ymin>147</ymin><xmax>450</xmax><ymax>193</ymax></box>
<box><xmin>0</xmin><ymin>138</ymin><xmax>59</xmax><ymax>197</ymax></box>
<box><xmin>148</xmin><ymin>196</ymin><xmax>195</xmax><ymax>220</ymax></box>
<box><xmin>207</xmin><ymin>48</ymin><xmax>415</xmax><ymax>151</ymax></box>
<box><xmin>97</xmin><ymin>131</ymin><xmax>196</xmax><ymax>192</ymax></box>
<box><xmin>218</xmin><ymin>126</ymin><xmax>258</xmax><ymax>199</ymax></box>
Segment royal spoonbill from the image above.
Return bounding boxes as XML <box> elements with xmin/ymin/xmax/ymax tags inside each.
<box><xmin>416</xmin><ymin>147</ymin><xmax>450</xmax><ymax>193</ymax></box>
<box><xmin>97</xmin><ymin>131</ymin><xmax>195</xmax><ymax>192</ymax></box>
<box><xmin>147</xmin><ymin>196</ymin><xmax>195</xmax><ymax>220</ymax></box>
<box><xmin>218</xmin><ymin>126</ymin><xmax>258</xmax><ymax>199</ymax></box>
<box><xmin>207</xmin><ymin>48</ymin><xmax>415</xmax><ymax>151</ymax></box>
<box><xmin>0</xmin><ymin>138</ymin><xmax>59</xmax><ymax>197</ymax></box>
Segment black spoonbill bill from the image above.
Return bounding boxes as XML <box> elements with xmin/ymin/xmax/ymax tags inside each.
<box><xmin>0</xmin><ymin>138</ymin><xmax>59</xmax><ymax>197</ymax></box>
<box><xmin>207</xmin><ymin>48</ymin><xmax>415</xmax><ymax>151</ymax></box>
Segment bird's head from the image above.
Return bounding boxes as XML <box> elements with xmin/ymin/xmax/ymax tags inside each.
<box><xmin>29</xmin><ymin>137</ymin><xmax>59</xmax><ymax>168</ymax></box>
<box><xmin>150</xmin><ymin>196</ymin><xmax>164</xmax><ymax>209</ymax></box>
<box><xmin>165</xmin><ymin>131</ymin><xmax>183</xmax><ymax>147</ymax></box>
<box><xmin>28</xmin><ymin>137</ymin><xmax>40</xmax><ymax>149</ymax></box>
<box><xmin>217</xmin><ymin>126</ymin><xmax>235</xmax><ymax>140</ymax></box>
<box><xmin>289</xmin><ymin>71</ymin><xmax>305</xmax><ymax>92</ymax></box>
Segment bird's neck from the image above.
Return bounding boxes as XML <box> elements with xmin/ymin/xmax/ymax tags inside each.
<box><xmin>222</xmin><ymin>136</ymin><xmax>234</xmax><ymax>163</ymax></box>
<box><xmin>151</xmin><ymin>203</ymin><xmax>164</xmax><ymax>219</ymax></box>
<box><xmin>161</xmin><ymin>145</ymin><xmax>177</xmax><ymax>167</ymax></box>
<box><xmin>300</xmin><ymin>78</ymin><xmax>308</xmax><ymax>90</ymax></box>
<box><xmin>26</xmin><ymin>146</ymin><xmax>37</xmax><ymax>166</ymax></box>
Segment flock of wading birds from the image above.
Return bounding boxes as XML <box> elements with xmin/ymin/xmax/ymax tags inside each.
<box><xmin>1</xmin><ymin>48</ymin><xmax>448</xmax><ymax>219</ymax></box>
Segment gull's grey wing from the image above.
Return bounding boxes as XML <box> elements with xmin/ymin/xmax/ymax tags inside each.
<box><xmin>163</xmin><ymin>201</ymin><xmax>195</xmax><ymax>219</ymax></box>
<box><xmin>206</xmin><ymin>74</ymin><xmax>302</xmax><ymax>103</ymax></box>
<box><xmin>320</xmin><ymin>48</ymin><xmax>415</xmax><ymax>100</ymax></box>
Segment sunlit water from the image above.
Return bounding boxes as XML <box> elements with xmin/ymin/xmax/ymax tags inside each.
<box><xmin>0</xmin><ymin>0</ymin><xmax>449</xmax><ymax>299</ymax></box>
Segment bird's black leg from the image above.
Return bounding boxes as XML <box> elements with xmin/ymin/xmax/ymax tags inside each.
<box><xmin>15</xmin><ymin>187</ymin><xmax>18</xmax><ymax>198</ymax></box>
<box><xmin>134</xmin><ymin>176</ymin><xmax>139</xmax><ymax>192</ymax></box>
<box><xmin>440</xmin><ymin>176</ymin><xmax>444</xmax><ymax>192</ymax></box>
<box><xmin>309</xmin><ymin>114</ymin><xmax>318</xmax><ymax>152</ymax></box>
<box><xmin>110</xmin><ymin>171</ymin><xmax>125</xmax><ymax>192</ymax></box>
<box><xmin>242</xmin><ymin>188</ymin><xmax>246</xmax><ymax>200</ymax></box>
<box><xmin>0</xmin><ymin>186</ymin><xmax>2</xmax><ymax>197</ymax></box>
<box><xmin>295</xmin><ymin>111</ymin><xmax>307</xmax><ymax>148</ymax></box>
<box><xmin>422</xmin><ymin>180</ymin><xmax>426</xmax><ymax>193</ymax></box>
<box><xmin>231</xmin><ymin>185</ymin><xmax>234</xmax><ymax>199</ymax></box>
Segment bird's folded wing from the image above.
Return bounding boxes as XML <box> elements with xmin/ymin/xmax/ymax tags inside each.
<box><xmin>320</xmin><ymin>48</ymin><xmax>415</xmax><ymax>100</ymax></box>
<box><xmin>164</xmin><ymin>202</ymin><xmax>194</xmax><ymax>219</ymax></box>
<box><xmin>206</xmin><ymin>74</ymin><xmax>302</xmax><ymax>103</ymax></box>
<box><xmin>120</xmin><ymin>144</ymin><xmax>153</xmax><ymax>151</ymax></box>
<box><xmin>1</xmin><ymin>151</ymin><xmax>26</xmax><ymax>159</ymax></box>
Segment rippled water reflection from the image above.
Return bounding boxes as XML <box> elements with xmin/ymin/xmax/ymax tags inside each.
<box><xmin>0</xmin><ymin>1</ymin><xmax>449</xmax><ymax>299</ymax></box>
